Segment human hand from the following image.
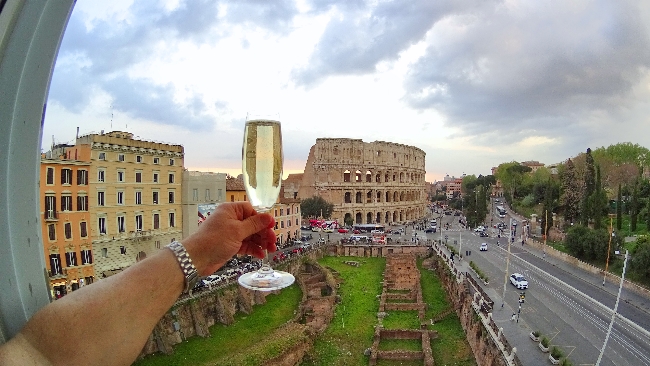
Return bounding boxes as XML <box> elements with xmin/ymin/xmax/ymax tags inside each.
<box><xmin>183</xmin><ymin>202</ymin><xmax>277</xmax><ymax>276</ymax></box>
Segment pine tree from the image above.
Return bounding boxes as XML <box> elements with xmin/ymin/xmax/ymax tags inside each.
<box><xmin>581</xmin><ymin>148</ymin><xmax>596</xmax><ymax>226</ymax></box>
<box><xmin>560</xmin><ymin>158</ymin><xmax>581</xmax><ymax>225</ymax></box>
<box><xmin>541</xmin><ymin>179</ymin><xmax>555</xmax><ymax>235</ymax></box>
<box><xmin>631</xmin><ymin>179</ymin><xmax>639</xmax><ymax>232</ymax></box>
<box><xmin>592</xmin><ymin>165</ymin><xmax>605</xmax><ymax>230</ymax></box>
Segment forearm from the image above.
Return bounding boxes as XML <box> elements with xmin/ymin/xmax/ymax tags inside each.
<box><xmin>4</xmin><ymin>248</ymin><xmax>184</xmax><ymax>366</ymax></box>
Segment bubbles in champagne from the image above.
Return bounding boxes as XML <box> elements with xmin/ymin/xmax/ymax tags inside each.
<box><xmin>242</xmin><ymin>119</ymin><xmax>283</xmax><ymax>212</ymax></box>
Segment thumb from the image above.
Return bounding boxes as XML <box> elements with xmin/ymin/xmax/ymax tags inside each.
<box><xmin>241</xmin><ymin>213</ymin><xmax>274</xmax><ymax>238</ymax></box>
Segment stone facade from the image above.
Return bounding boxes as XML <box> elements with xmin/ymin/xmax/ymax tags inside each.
<box><xmin>296</xmin><ymin>138</ymin><xmax>427</xmax><ymax>225</ymax></box>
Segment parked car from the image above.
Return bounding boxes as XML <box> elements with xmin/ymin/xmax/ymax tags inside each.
<box><xmin>510</xmin><ymin>273</ymin><xmax>528</xmax><ymax>289</ymax></box>
<box><xmin>425</xmin><ymin>228</ymin><xmax>436</xmax><ymax>233</ymax></box>
<box><xmin>353</xmin><ymin>229</ymin><xmax>361</xmax><ymax>234</ymax></box>
<box><xmin>479</xmin><ymin>231</ymin><xmax>488</xmax><ymax>237</ymax></box>
<box><xmin>480</xmin><ymin>243</ymin><xmax>488</xmax><ymax>251</ymax></box>
<box><xmin>338</xmin><ymin>228</ymin><xmax>349</xmax><ymax>233</ymax></box>
<box><xmin>311</xmin><ymin>227</ymin><xmax>321</xmax><ymax>232</ymax></box>
<box><xmin>323</xmin><ymin>228</ymin><xmax>334</xmax><ymax>233</ymax></box>
<box><xmin>474</xmin><ymin>226</ymin><xmax>486</xmax><ymax>232</ymax></box>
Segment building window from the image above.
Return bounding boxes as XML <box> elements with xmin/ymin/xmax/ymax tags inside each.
<box><xmin>45</xmin><ymin>195</ymin><xmax>56</xmax><ymax>219</ymax></box>
<box><xmin>65</xmin><ymin>251</ymin><xmax>77</xmax><ymax>267</ymax></box>
<box><xmin>117</xmin><ymin>170</ymin><xmax>125</xmax><ymax>182</ymax></box>
<box><xmin>117</xmin><ymin>216</ymin><xmax>126</xmax><ymax>233</ymax></box>
<box><xmin>101</xmin><ymin>248</ymin><xmax>108</xmax><ymax>258</ymax></box>
<box><xmin>118</xmin><ymin>154</ymin><xmax>125</xmax><ymax>162</ymax></box>
<box><xmin>97</xmin><ymin>191</ymin><xmax>105</xmax><ymax>206</ymax></box>
<box><xmin>168</xmin><ymin>191</ymin><xmax>175</xmax><ymax>204</ymax></box>
<box><xmin>153</xmin><ymin>172</ymin><xmax>159</xmax><ymax>183</ymax></box>
<box><xmin>136</xmin><ymin>155</ymin><xmax>142</xmax><ymax>163</ymax></box>
<box><xmin>98</xmin><ymin>152</ymin><xmax>106</xmax><ymax>160</ymax></box>
<box><xmin>135</xmin><ymin>214</ymin><xmax>143</xmax><ymax>231</ymax></box>
<box><xmin>192</xmin><ymin>188</ymin><xmax>199</xmax><ymax>201</ymax></box>
<box><xmin>77</xmin><ymin>169</ymin><xmax>88</xmax><ymax>185</ymax></box>
<box><xmin>81</xmin><ymin>249</ymin><xmax>92</xmax><ymax>264</ymax></box>
<box><xmin>135</xmin><ymin>191</ymin><xmax>142</xmax><ymax>205</ymax></box>
<box><xmin>80</xmin><ymin>222</ymin><xmax>87</xmax><ymax>238</ymax></box>
<box><xmin>61</xmin><ymin>169</ymin><xmax>73</xmax><ymax>185</ymax></box>
<box><xmin>152</xmin><ymin>191</ymin><xmax>159</xmax><ymax>204</ymax></box>
<box><xmin>153</xmin><ymin>213</ymin><xmax>160</xmax><ymax>229</ymax></box>
<box><xmin>117</xmin><ymin>191</ymin><xmax>124</xmax><ymax>205</ymax></box>
<box><xmin>49</xmin><ymin>254</ymin><xmax>62</xmax><ymax>275</ymax></box>
<box><xmin>97</xmin><ymin>169</ymin><xmax>105</xmax><ymax>182</ymax></box>
<box><xmin>168</xmin><ymin>173</ymin><xmax>174</xmax><ymax>183</ymax></box>
<box><xmin>135</xmin><ymin>171</ymin><xmax>142</xmax><ymax>183</ymax></box>
<box><xmin>230</xmin><ymin>194</ymin><xmax>234</xmax><ymax>202</ymax></box>
<box><xmin>77</xmin><ymin>195</ymin><xmax>88</xmax><ymax>211</ymax></box>
<box><xmin>169</xmin><ymin>212</ymin><xmax>175</xmax><ymax>227</ymax></box>
<box><xmin>153</xmin><ymin>157</ymin><xmax>160</xmax><ymax>164</ymax></box>
<box><xmin>205</xmin><ymin>189</ymin><xmax>210</xmax><ymax>200</ymax></box>
<box><xmin>169</xmin><ymin>158</ymin><xmax>175</xmax><ymax>166</ymax></box>
<box><xmin>46</xmin><ymin>167</ymin><xmax>54</xmax><ymax>185</ymax></box>
<box><xmin>98</xmin><ymin>217</ymin><xmax>106</xmax><ymax>235</ymax></box>
<box><xmin>281</xmin><ymin>221</ymin><xmax>285</xmax><ymax>228</ymax></box>
<box><xmin>155</xmin><ymin>240</ymin><xmax>161</xmax><ymax>249</ymax></box>
<box><xmin>61</xmin><ymin>195</ymin><xmax>73</xmax><ymax>211</ymax></box>
<box><xmin>47</xmin><ymin>224</ymin><xmax>56</xmax><ymax>241</ymax></box>
<box><xmin>280</xmin><ymin>208</ymin><xmax>284</xmax><ymax>216</ymax></box>
<box><xmin>120</xmin><ymin>246</ymin><xmax>127</xmax><ymax>255</ymax></box>
<box><xmin>64</xmin><ymin>222</ymin><xmax>72</xmax><ymax>239</ymax></box>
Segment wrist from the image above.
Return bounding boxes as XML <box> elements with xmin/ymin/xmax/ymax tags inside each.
<box><xmin>166</xmin><ymin>241</ymin><xmax>199</xmax><ymax>294</ymax></box>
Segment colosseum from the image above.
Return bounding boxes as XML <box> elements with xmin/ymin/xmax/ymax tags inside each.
<box><xmin>284</xmin><ymin>138</ymin><xmax>427</xmax><ymax>226</ymax></box>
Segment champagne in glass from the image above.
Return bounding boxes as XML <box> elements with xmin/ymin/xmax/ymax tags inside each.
<box><xmin>238</xmin><ymin>113</ymin><xmax>295</xmax><ymax>291</ymax></box>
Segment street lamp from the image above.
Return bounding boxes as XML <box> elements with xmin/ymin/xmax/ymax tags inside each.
<box><xmin>603</xmin><ymin>214</ymin><xmax>615</xmax><ymax>286</ymax></box>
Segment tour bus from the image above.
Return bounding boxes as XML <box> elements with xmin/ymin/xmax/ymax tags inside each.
<box><xmin>352</xmin><ymin>224</ymin><xmax>385</xmax><ymax>233</ymax></box>
<box><xmin>496</xmin><ymin>205</ymin><xmax>507</xmax><ymax>218</ymax></box>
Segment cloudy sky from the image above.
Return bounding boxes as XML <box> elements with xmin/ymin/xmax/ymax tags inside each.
<box><xmin>43</xmin><ymin>0</ymin><xmax>650</xmax><ymax>181</ymax></box>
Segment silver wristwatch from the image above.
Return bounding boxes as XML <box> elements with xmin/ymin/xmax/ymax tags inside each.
<box><xmin>166</xmin><ymin>241</ymin><xmax>199</xmax><ymax>294</ymax></box>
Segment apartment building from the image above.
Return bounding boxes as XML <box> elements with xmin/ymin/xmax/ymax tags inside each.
<box><xmin>66</xmin><ymin>131</ymin><xmax>184</xmax><ymax>277</ymax></box>
<box><xmin>40</xmin><ymin>151</ymin><xmax>95</xmax><ymax>298</ymax></box>
<box><xmin>181</xmin><ymin>170</ymin><xmax>227</xmax><ymax>239</ymax></box>
<box><xmin>273</xmin><ymin>197</ymin><xmax>301</xmax><ymax>245</ymax></box>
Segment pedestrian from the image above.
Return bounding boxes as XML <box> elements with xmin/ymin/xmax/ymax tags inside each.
<box><xmin>450</xmin><ymin>252</ymin><xmax>455</xmax><ymax>261</ymax></box>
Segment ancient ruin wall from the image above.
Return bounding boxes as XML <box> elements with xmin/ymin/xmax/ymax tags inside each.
<box><xmin>298</xmin><ymin>138</ymin><xmax>427</xmax><ymax>225</ymax></box>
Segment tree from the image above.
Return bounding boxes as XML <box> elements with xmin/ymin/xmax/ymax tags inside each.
<box><xmin>560</xmin><ymin>159</ymin><xmax>581</xmax><ymax>225</ymax></box>
<box><xmin>566</xmin><ymin>225</ymin><xmax>589</xmax><ymax>258</ymax></box>
<box><xmin>581</xmin><ymin>148</ymin><xmax>596</xmax><ymax>226</ymax></box>
<box><xmin>540</xmin><ymin>179</ymin><xmax>555</xmax><ymax>235</ymax></box>
<box><xmin>630</xmin><ymin>236</ymin><xmax>650</xmax><ymax>282</ymax></box>
<box><xmin>592</xmin><ymin>165</ymin><xmax>608</xmax><ymax>230</ymax></box>
<box><xmin>617</xmin><ymin>183</ymin><xmax>622</xmax><ymax>231</ymax></box>
<box><xmin>631</xmin><ymin>179</ymin><xmax>639</xmax><ymax>232</ymax></box>
<box><xmin>300</xmin><ymin>196</ymin><xmax>334</xmax><ymax>219</ymax></box>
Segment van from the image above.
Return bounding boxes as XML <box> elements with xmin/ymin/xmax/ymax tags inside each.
<box><xmin>350</xmin><ymin>235</ymin><xmax>368</xmax><ymax>242</ymax></box>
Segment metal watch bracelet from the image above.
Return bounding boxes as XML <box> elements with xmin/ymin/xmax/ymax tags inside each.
<box><xmin>166</xmin><ymin>241</ymin><xmax>199</xmax><ymax>294</ymax></box>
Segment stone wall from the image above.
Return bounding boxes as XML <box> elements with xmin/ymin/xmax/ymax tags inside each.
<box><xmin>336</xmin><ymin>243</ymin><xmax>429</xmax><ymax>257</ymax></box>
<box><xmin>138</xmin><ymin>250</ymin><xmax>338</xmax><ymax>364</ymax></box>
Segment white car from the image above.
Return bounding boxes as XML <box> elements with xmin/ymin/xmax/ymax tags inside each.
<box><xmin>510</xmin><ymin>273</ymin><xmax>528</xmax><ymax>289</ymax></box>
<box><xmin>474</xmin><ymin>226</ymin><xmax>486</xmax><ymax>232</ymax></box>
<box><xmin>480</xmin><ymin>243</ymin><xmax>488</xmax><ymax>251</ymax></box>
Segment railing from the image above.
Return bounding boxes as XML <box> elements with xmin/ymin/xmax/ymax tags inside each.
<box><xmin>49</xmin><ymin>268</ymin><xmax>67</xmax><ymax>278</ymax></box>
<box><xmin>44</xmin><ymin>210</ymin><xmax>58</xmax><ymax>221</ymax></box>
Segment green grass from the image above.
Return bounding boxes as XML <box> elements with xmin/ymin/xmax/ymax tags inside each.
<box><xmin>133</xmin><ymin>283</ymin><xmax>302</xmax><ymax>366</ymax></box>
<box><xmin>377</xmin><ymin>338</ymin><xmax>422</xmax><ymax>351</ymax></box>
<box><xmin>301</xmin><ymin>257</ymin><xmax>385</xmax><ymax>366</ymax></box>
<box><xmin>418</xmin><ymin>258</ymin><xmax>477</xmax><ymax>366</ymax></box>
<box><xmin>383</xmin><ymin>311</ymin><xmax>421</xmax><ymax>329</ymax></box>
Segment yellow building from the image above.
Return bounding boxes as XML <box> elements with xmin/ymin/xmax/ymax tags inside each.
<box><xmin>226</xmin><ymin>175</ymin><xmax>301</xmax><ymax>246</ymax></box>
<box><xmin>40</xmin><ymin>149</ymin><xmax>96</xmax><ymax>298</ymax></box>
<box><xmin>66</xmin><ymin>131</ymin><xmax>184</xmax><ymax>278</ymax></box>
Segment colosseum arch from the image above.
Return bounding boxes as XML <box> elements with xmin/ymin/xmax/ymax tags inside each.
<box><xmin>393</xmin><ymin>191</ymin><xmax>399</xmax><ymax>202</ymax></box>
<box><xmin>355</xmin><ymin>212</ymin><xmax>362</xmax><ymax>224</ymax></box>
<box><xmin>376</xmin><ymin>190</ymin><xmax>382</xmax><ymax>203</ymax></box>
<box><xmin>366</xmin><ymin>212</ymin><xmax>372</xmax><ymax>224</ymax></box>
<box><xmin>355</xmin><ymin>170</ymin><xmax>362</xmax><ymax>182</ymax></box>
<box><xmin>366</xmin><ymin>170</ymin><xmax>372</xmax><ymax>182</ymax></box>
<box><xmin>344</xmin><ymin>170</ymin><xmax>351</xmax><ymax>182</ymax></box>
<box><xmin>400</xmin><ymin>172</ymin><xmax>404</xmax><ymax>182</ymax></box>
<box><xmin>356</xmin><ymin>192</ymin><xmax>362</xmax><ymax>203</ymax></box>
<box><xmin>375</xmin><ymin>173</ymin><xmax>381</xmax><ymax>182</ymax></box>
<box><xmin>366</xmin><ymin>190</ymin><xmax>372</xmax><ymax>203</ymax></box>
<box><xmin>376</xmin><ymin>212</ymin><xmax>381</xmax><ymax>223</ymax></box>
<box><xmin>345</xmin><ymin>192</ymin><xmax>351</xmax><ymax>203</ymax></box>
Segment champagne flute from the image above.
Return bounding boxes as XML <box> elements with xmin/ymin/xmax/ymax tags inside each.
<box><xmin>238</xmin><ymin>113</ymin><xmax>295</xmax><ymax>291</ymax></box>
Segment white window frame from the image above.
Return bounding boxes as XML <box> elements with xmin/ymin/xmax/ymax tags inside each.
<box><xmin>117</xmin><ymin>215</ymin><xmax>126</xmax><ymax>233</ymax></box>
<box><xmin>135</xmin><ymin>191</ymin><xmax>142</xmax><ymax>205</ymax></box>
<box><xmin>97</xmin><ymin>191</ymin><xmax>105</xmax><ymax>206</ymax></box>
<box><xmin>97</xmin><ymin>169</ymin><xmax>105</xmax><ymax>182</ymax></box>
<box><xmin>117</xmin><ymin>190</ymin><xmax>124</xmax><ymax>205</ymax></box>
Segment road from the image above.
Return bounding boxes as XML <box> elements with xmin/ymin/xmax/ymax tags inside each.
<box><xmin>428</xmin><ymin>208</ymin><xmax>650</xmax><ymax>366</ymax></box>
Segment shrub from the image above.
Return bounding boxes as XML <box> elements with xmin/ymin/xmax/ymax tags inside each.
<box><xmin>551</xmin><ymin>346</ymin><xmax>563</xmax><ymax>359</ymax></box>
<box><xmin>532</xmin><ymin>330</ymin><xmax>541</xmax><ymax>338</ymax></box>
<box><xmin>540</xmin><ymin>336</ymin><xmax>550</xmax><ymax>348</ymax></box>
<box><xmin>559</xmin><ymin>358</ymin><xmax>573</xmax><ymax>366</ymax></box>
